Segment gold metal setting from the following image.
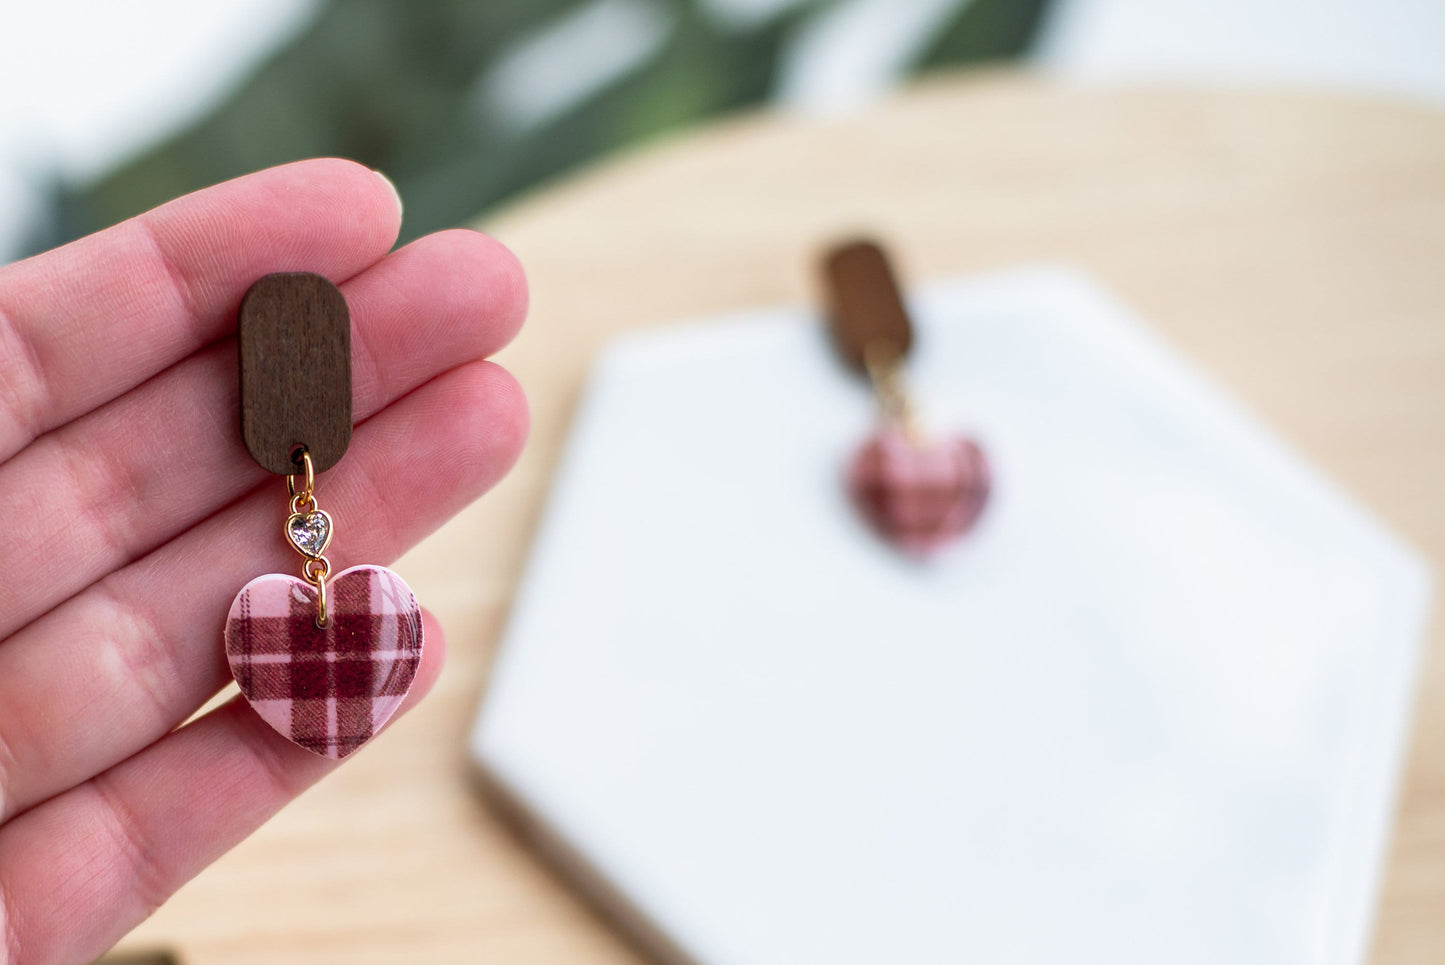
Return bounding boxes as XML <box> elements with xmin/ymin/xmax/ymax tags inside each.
<box><xmin>286</xmin><ymin>449</ymin><xmax>332</xmax><ymax>628</ymax></box>
<box><xmin>863</xmin><ymin>338</ymin><xmax>920</xmax><ymax>442</ymax></box>
<box><xmin>286</xmin><ymin>448</ymin><xmax>315</xmax><ymax>501</ymax></box>
<box><xmin>284</xmin><ymin>509</ymin><xmax>334</xmax><ymax>559</ymax></box>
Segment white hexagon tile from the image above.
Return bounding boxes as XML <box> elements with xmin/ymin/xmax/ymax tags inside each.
<box><xmin>472</xmin><ymin>267</ymin><xmax>1429</xmax><ymax>965</ymax></box>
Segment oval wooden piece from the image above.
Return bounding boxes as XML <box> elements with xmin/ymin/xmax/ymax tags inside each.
<box><xmin>821</xmin><ymin>239</ymin><xmax>914</xmax><ymax>372</ymax></box>
<box><xmin>238</xmin><ymin>272</ymin><xmax>352</xmax><ymax>475</ymax></box>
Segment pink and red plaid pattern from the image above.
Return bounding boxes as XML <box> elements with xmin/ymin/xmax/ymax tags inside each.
<box><xmin>848</xmin><ymin>426</ymin><xmax>991</xmax><ymax>555</ymax></box>
<box><xmin>224</xmin><ymin>565</ymin><xmax>423</xmax><ymax>759</ymax></box>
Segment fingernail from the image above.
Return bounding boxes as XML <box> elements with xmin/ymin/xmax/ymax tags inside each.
<box><xmin>374</xmin><ymin>169</ymin><xmax>403</xmax><ymax>221</ymax></box>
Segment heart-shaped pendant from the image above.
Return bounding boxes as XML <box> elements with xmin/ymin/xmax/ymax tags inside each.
<box><xmin>224</xmin><ymin>564</ymin><xmax>423</xmax><ymax>758</ymax></box>
<box><xmin>285</xmin><ymin>509</ymin><xmax>333</xmax><ymax>558</ymax></box>
<box><xmin>848</xmin><ymin>427</ymin><xmax>991</xmax><ymax>556</ymax></box>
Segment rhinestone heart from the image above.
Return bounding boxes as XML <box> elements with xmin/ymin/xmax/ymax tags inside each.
<box><xmin>285</xmin><ymin>509</ymin><xmax>332</xmax><ymax>558</ymax></box>
<box><xmin>848</xmin><ymin>426</ymin><xmax>991</xmax><ymax>556</ymax></box>
<box><xmin>224</xmin><ymin>564</ymin><xmax>424</xmax><ymax>759</ymax></box>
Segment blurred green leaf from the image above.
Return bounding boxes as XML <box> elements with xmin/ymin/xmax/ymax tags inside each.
<box><xmin>32</xmin><ymin>0</ymin><xmax>1050</xmax><ymax>255</ymax></box>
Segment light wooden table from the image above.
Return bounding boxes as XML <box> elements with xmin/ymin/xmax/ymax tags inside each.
<box><xmin>120</xmin><ymin>73</ymin><xmax>1445</xmax><ymax>964</ymax></box>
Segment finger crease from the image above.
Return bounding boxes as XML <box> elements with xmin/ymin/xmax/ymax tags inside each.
<box><xmin>91</xmin><ymin>579</ymin><xmax>179</xmax><ymax>728</ymax></box>
<box><xmin>234</xmin><ymin>705</ymin><xmax>309</xmax><ymax>801</ymax></box>
<box><xmin>57</xmin><ymin>423</ymin><xmax>144</xmax><ymax>571</ymax></box>
<box><xmin>0</xmin><ymin>719</ymin><xmax>17</xmax><ymax>823</ymax></box>
<box><xmin>89</xmin><ymin>772</ymin><xmax>171</xmax><ymax>918</ymax></box>
<box><xmin>0</xmin><ymin>863</ymin><xmax>19</xmax><ymax>965</ymax></box>
<box><xmin>347</xmin><ymin>280</ymin><xmax>389</xmax><ymax>413</ymax></box>
<box><xmin>0</xmin><ymin>299</ymin><xmax>49</xmax><ymax>447</ymax></box>
<box><xmin>130</xmin><ymin>216</ymin><xmax>204</xmax><ymax>340</ymax></box>
<box><xmin>344</xmin><ymin>445</ymin><xmax>404</xmax><ymax>562</ymax></box>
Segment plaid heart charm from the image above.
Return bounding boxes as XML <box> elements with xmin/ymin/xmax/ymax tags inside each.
<box><xmin>848</xmin><ymin>427</ymin><xmax>991</xmax><ymax>556</ymax></box>
<box><xmin>224</xmin><ymin>564</ymin><xmax>424</xmax><ymax>759</ymax></box>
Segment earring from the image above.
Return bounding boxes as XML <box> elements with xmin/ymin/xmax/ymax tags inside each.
<box><xmin>224</xmin><ymin>272</ymin><xmax>423</xmax><ymax>759</ymax></box>
<box><xmin>823</xmin><ymin>241</ymin><xmax>991</xmax><ymax>556</ymax></box>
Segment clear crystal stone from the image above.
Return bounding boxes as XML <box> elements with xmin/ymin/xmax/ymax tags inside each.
<box><xmin>288</xmin><ymin>512</ymin><xmax>330</xmax><ymax>556</ymax></box>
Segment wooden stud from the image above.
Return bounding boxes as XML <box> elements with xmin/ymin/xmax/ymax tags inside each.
<box><xmin>821</xmin><ymin>239</ymin><xmax>914</xmax><ymax>372</ymax></box>
<box><xmin>238</xmin><ymin>272</ymin><xmax>352</xmax><ymax>475</ymax></box>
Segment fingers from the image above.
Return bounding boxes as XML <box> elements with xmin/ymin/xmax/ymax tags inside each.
<box><xmin>0</xmin><ymin>228</ymin><xmax>525</xmax><ymax>638</ymax></box>
<box><xmin>0</xmin><ymin>360</ymin><xmax>526</xmax><ymax>823</ymax></box>
<box><xmin>0</xmin><ymin>609</ymin><xmax>446</xmax><ymax>965</ymax></box>
<box><xmin>0</xmin><ymin>158</ymin><xmax>402</xmax><ymax>462</ymax></box>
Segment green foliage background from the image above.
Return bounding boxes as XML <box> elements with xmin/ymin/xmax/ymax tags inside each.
<box><xmin>32</xmin><ymin>0</ymin><xmax>1048</xmax><ymax>254</ymax></box>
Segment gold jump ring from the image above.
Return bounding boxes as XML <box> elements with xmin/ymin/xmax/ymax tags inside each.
<box><xmin>286</xmin><ymin>448</ymin><xmax>315</xmax><ymax>500</ymax></box>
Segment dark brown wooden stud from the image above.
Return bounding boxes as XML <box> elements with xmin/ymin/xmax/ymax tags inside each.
<box><xmin>238</xmin><ymin>272</ymin><xmax>352</xmax><ymax>475</ymax></box>
<box><xmin>821</xmin><ymin>239</ymin><xmax>914</xmax><ymax>372</ymax></box>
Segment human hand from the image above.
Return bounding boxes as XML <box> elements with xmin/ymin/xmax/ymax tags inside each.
<box><xmin>0</xmin><ymin>159</ymin><xmax>528</xmax><ymax>963</ymax></box>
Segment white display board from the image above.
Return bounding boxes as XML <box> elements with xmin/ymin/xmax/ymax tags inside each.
<box><xmin>472</xmin><ymin>267</ymin><xmax>1429</xmax><ymax>965</ymax></box>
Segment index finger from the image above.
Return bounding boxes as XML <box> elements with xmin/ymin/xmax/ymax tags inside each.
<box><xmin>0</xmin><ymin>158</ymin><xmax>403</xmax><ymax>462</ymax></box>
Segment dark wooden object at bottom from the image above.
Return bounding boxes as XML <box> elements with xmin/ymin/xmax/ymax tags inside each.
<box><xmin>238</xmin><ymin>272</ymin><xmax>352</xmax><ymax>475</ymax></box>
